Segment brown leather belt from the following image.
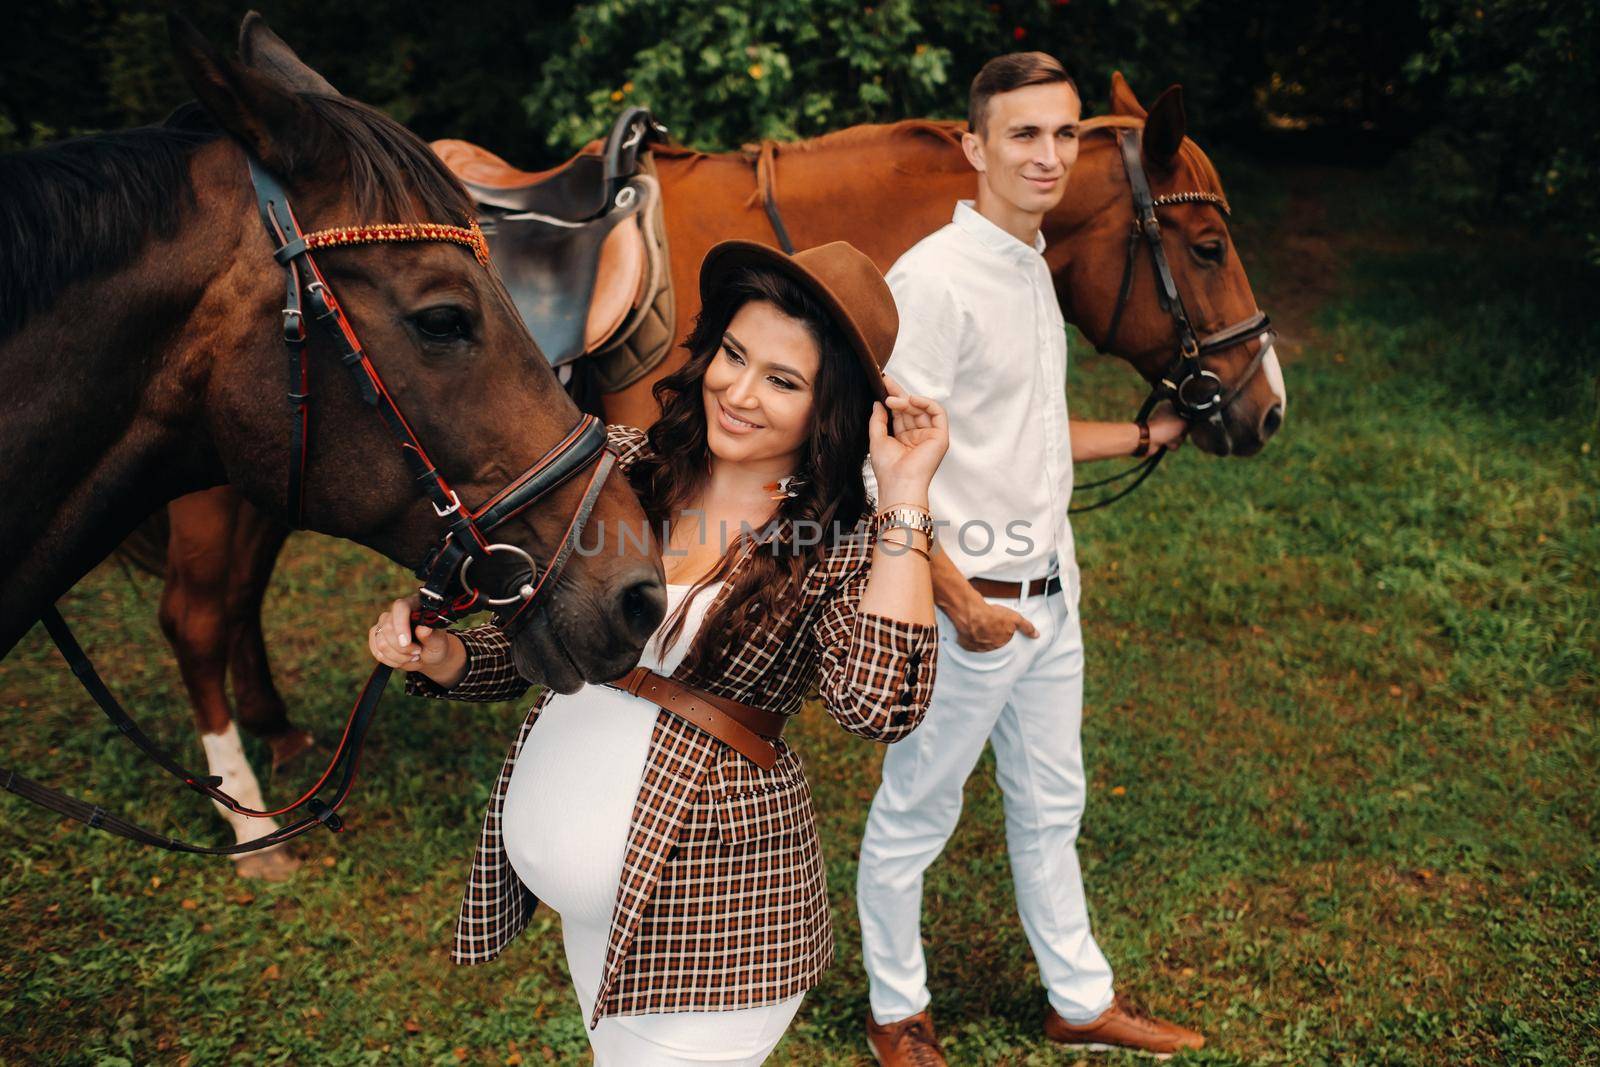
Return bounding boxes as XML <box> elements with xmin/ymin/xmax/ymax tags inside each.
<box><xmin>968</xmin><ymin>574</ymin><xmax>1063</xmax><ymax>599</ymax></box>
<box><xmin>607</xmin><ymin>667</ymin><xmax>786</xmax><ymax>769</ymax></box>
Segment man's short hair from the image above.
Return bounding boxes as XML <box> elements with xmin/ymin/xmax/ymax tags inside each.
<box><xmin>968</xmin><ymin>52</ymin><xmax>1079</xmax><ymax>136</ymax></box>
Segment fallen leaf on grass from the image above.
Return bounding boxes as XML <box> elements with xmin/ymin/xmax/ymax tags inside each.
<box><xmin>1110</xmin><ymin>785</ymin><xmax>1127</xmax><ymax>796</ymax></box>
<box><xmin>1388</xmin><ymin>685</ymin><xmax>1403</xmax><ymax>697</ymax></box>
<box><xmin>262</xmin><ymin>964</ymin><xmax>280</xmax><ymax>981</ymax></box>
<box><xmin>453</xmin><ymin>1049</ymin><xmax>468</xmax><ymax>1063</ymax></box>
<box><xmin>180</xmin><ymin>899</ymin><xmax>198</xmax><ymax>911</ymax></box>
<box><xmin>404</xmin><ymin>1019</ymin><xmax>421</xmax><ymax>1035</ymax></box>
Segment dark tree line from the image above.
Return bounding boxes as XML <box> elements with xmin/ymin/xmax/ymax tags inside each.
<box><xmin>3</xmin><ymin>1</ymin><xmax>1594</xmax><ymax>251</ymax></box>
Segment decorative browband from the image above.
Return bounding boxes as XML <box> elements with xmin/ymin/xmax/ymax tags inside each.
<box><xmin>1151</xmin><ymin>190</ymin><xmax>1231</xmax><ymax>216</ymax></box>
<box><xmin>300</xmin><ymin>218</ymin><xmax>491</xmax><ymax>266</ymax></box>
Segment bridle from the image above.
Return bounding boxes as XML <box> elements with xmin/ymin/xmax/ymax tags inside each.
<box><xmin>1</xmin><ymin>155</ymin><xmax>617</xmax><ymax>854</ymax></box>
<box><xmin>1073</xmin><ymin>127</ymin><xmax>1274</xmax><ymax>512</ymax></box>
<box><xmin>248</xmin><ymin>157</ymin><xmax>614</xmax><ymax>629</ymax></box>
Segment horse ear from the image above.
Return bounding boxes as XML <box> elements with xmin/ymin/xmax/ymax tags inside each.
<box><xmin>1109</xmin><ymin>72</ymin><xmax>1146</xmax><ymax>119</ymax></box>
<box><xmin>238</xmin><ymin>11</ymin><xmax>341</xmax><ymax>96</ymax></box>
<box><xmin>1142</xmin><ymin>84</ymin><xmax>1186</xmax><ymax>170</ymax></box>
<box><xmin>168</xmin><ymin>12</ymin><xmax>310</xmax><ymax>175</ymax></box>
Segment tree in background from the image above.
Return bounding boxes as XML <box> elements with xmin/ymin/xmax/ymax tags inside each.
<box><xmin>522</xmin><ymin>0</ymin><xmax>1302</xmax><ymax>152</ymax></box>
<box><xmin>526</xmin><ymin>0</ymin><xmax>982</xmax><ymax>151</ymax></box>
<box><xmin>1407</xmin><ymin>0</ymin><xmax>1599</xmax><ymax>258</ymax></box>
<box><xmin>0</xmin><ymin>1</ymin><xmax>575</xmax><ymax>163</ymax></box>
<box><xmin>3</xmin><ymin>0</ymin><xmax>1593</xmax><ymax>256</ymax></box>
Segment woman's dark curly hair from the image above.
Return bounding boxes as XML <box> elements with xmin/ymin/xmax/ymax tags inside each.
<box><xmin>629</xmin><ymin>263</ymin><xmax>877</xmax><ymax>679</ymax></box>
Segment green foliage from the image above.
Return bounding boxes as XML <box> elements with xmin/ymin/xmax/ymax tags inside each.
<box><xmin>1407</xmin><ymin>0</ymin><xmax>1600</xmax><ymax>258</ymax></box>
<box><xmin>524</xmin><ymin>0</ymin><xmax>981</xmax><ymax>152</ymax></box>
<box><xmin>7</xmin><ymin>0</ymin><xmax>1595</xmax><ymax>269</ymax></box>
<box><xmin>527</xmin><ymin>0</ymin><xmax>1374</xmax><ymax>154</ymax></box>
<box><xmin>0</xmin><ymin>1</ymin><xmax>576</xmax><ymax>162</ymax></box>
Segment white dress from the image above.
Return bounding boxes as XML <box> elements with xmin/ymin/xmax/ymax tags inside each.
<box><xmin>501</xmin><ymin>581</ymin><xmax>804</xmax><ymax>1066</ymax></box>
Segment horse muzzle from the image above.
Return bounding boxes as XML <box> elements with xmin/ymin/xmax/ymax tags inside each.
<box><xmin>1187</xmin><ymin>339</ymin><xmax>1286</xmax><ymax>458</ymax></box>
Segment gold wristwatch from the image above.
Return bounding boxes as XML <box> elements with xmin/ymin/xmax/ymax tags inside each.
<box><xmin>875</xmin><ymin>504</ymin><xmax>935</xmax><ymax>541</ymax></box>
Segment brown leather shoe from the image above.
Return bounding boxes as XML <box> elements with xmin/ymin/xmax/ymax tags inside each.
<box><xmin>866</xmin><ymin>1008</ymin><xmax>948</xmax><ymax>1066</ymax></box>
<box><xmin>1044</xmin><ymin>995</ymin><xmax>1205</xmax><ymax>1058</ymax></box>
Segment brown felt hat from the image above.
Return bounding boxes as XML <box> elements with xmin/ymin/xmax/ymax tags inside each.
<box><xmin>698</xmin><ymin>239</ymin><xmax>896</xmax><ymax>402</ymax></box>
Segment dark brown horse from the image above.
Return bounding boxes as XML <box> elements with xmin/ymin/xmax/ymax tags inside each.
<box><xmin>127</xmin><ymin>72</ymin><xmax>1286</xmax><ymax>875</ymax></box>
<box><xmin>0</xmin><ymin>15</ymin><xmax>663</xmax><ymax>878</ymax></box>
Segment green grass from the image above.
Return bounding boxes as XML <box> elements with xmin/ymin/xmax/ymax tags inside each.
<box><xmin>3</xmin><ymin>162</ymin><xmax>1597</xmax><ymax>1065</ymax></box>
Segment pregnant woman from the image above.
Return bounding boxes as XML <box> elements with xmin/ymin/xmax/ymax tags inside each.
<box><xmin>368</xmin><ymin>240</ymin><xmax>947</xmax><ymax>1064</ymax></box>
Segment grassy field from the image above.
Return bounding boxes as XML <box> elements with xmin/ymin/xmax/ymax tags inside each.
<box><xmin>2</xmin><ymin>160</ymin><xmax>1596</xmax><ymax>1066</ymax></box>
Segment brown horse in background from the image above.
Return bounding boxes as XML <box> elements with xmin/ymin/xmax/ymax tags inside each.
<box><xmin>1</xmin><ymin>15</ymin><xmax>663</xmax><ymax>878</ymax></box>
<box><xmin>129</xmin><ymin>73</ymin><xmax>1286</xmax><ymax>874</ymax></box>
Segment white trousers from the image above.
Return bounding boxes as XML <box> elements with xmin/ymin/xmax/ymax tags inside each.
<box><xmin>856</xmin><ymin>589</ymin><xmax>1115</xmax><ymax>1024</ymax></box>
<box><xmin>563</xmin><ymin>910</ymin><xmax>804</xmax><ymax>1066</ymax></box>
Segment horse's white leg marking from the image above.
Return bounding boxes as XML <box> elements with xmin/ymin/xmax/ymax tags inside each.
<box><xmin>200</xmin><ymin>723</ymin><xmax>282</xmax><ymax>853</ymax></box>
<box><xmin>1261</xmin><ymin>342</ymin><xmax>1287</xmax><ymax>414</ymax></box>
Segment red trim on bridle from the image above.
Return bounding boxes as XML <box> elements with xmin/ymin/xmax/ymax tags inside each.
<box><xmin>300</xmin><ymin>218</ymin><xmax>491</xmax><ymax>267</ymax></box>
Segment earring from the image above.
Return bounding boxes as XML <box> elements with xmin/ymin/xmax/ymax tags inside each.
<box><xmin>764</xmin><ymin>474</ymin><xmax>807</xmax><ymax>501</ymax></box>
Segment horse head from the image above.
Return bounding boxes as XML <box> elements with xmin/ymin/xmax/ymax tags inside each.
<box><xmin>169</xmin><ymin>15</ymin><xmax>665</xmax><ymax>690</ymax></box>
<box><xmin>1047</xmin><ymin>73</ymin><xmax>1286</xmax><ymax>457</ymax></box>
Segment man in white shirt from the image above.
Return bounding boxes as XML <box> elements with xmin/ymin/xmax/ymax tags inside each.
<box><xmin>857</xmin><ymin>53</ymin><xmax>1205</xmax><ymax>1064</ymax></box>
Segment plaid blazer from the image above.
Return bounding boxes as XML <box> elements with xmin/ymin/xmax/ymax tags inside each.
<box><xmin>409</xmin><ymin>424</ymin><xmax>936</xmax><ymax>1026</ymax></box>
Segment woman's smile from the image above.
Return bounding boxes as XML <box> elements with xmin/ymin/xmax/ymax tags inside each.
<box><xmin>715</xmin><ymin>401</ymin><xmax>765</xmax><ymax>433</ymax></box>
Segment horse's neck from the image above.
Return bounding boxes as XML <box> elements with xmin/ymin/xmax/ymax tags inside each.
<box><xmin>0</xmin><ymin>163</ymin><xmax>243</xmax><ymax>655</ymax></box>
<box><xmin>657</xmin><ymin>127</ymin><xmax>1116</xmax><ymax>294</ymax></box>
<box><xmin>762</xmin><ymin>135</ymin><xmax>977</xmax><ymax>267</ymax></box>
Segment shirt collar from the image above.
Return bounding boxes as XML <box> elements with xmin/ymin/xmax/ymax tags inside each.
<box><xmin>953</xmin><ymin>200</ymin><xmax>1048</xmax><ymax>261</ymax></box>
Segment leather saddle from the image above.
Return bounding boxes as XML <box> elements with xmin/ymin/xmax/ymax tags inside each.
<box><xmin>431</xmin><ymin>108</ymin><xmax>674</xmax><ymax>377</ymax></box>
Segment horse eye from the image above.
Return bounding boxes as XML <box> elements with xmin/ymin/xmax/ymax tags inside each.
<box><xmin>412</xmin><ymin>306</ymin><xmax>471</xmax><ymax>343</ymax></box>
<box><xmin>1193</xmin><ymin>241</ymin><xmax>1225</xmax><ymax>265</ymax></box>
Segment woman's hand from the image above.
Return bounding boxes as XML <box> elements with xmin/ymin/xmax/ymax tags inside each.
<box><xmin>367</xmin><ymin>595</ymin><xmax>467</xmax><ymax>687</ymax></box>
<box><xmin>868</xmin><ymin>375</ymin><xmax>949</xmax><ymax>504</ymax></box>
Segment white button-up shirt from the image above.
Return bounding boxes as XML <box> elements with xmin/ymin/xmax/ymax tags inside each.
<box><xmin>870</xmin><ymin>200</ymin><xmax>1077</xmax><ymax>598</ymax></box>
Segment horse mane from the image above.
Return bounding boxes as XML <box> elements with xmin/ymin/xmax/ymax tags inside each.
<box><xmin>0</xmin><ymin>104</ymin><xmax>216</xmax><ymax>341</ymax></box>
<box><xmin>778</xmin><ymin>118</ymin><xmax>968</xmax><ymax>153</ymax></box>
<box><xmin>0</xmin><ymin>94</ymin><xmax>473</xmax><ymax>342</ymax></box>
<box><xmin>1081</xmin><ymin>114</ymin><xmax>1228</xmax><ymax>205</ymax></box>
<box><xmin>296</xmin><ymin>94</ymin><xmax>473</xmax><ymax>224</ymax></box>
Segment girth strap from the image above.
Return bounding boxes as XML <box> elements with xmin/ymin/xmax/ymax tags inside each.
<box><xmin>753</xmin><ymin>141</ymin><xmax>797</xmax><ymax>255</ymax></box>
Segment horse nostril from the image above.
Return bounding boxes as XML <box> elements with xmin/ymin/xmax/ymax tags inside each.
<box><xmin>620</xmin><ymin>575</ymin><xmax>667</xmax><ymax>643</ymax></box>
<box><xmin>1261</xmin><ymin>403</ymin><xmax>1284</xmax><ymax>438</ymax></box>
